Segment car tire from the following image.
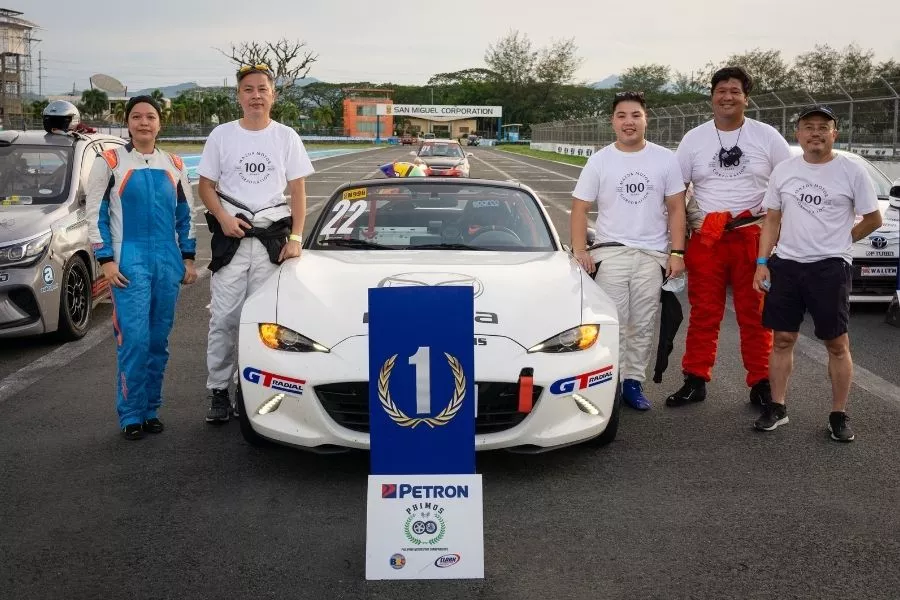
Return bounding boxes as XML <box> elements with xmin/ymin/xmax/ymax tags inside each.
<box><xmin>55</xmin><ymin>254</ymin><xmax>92</xmax><ymax>341</ymax></box>
<box><xmin>590</xmin><ymin>378</ymin><xmax>621</xmax><ymax>447</ymax></box>
<box><xmin>236</xmin><ymin>383</ymin><xmax>271</xmax><ymax>447</ymax></box>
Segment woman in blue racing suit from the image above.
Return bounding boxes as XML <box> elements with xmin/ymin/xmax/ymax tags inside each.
<box><xmin>86</xmin><ymin>95</ymin><xmax>198</xmax><ymax>440</ymax></box>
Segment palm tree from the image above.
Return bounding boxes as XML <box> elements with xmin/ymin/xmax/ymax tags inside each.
<box><xmin>80</xmin><ymin>89</ymin><xmax>109</xmax><ymax>120</ymax></box>
<box><xmin>150</xmin><ymin>89</ymin><xmax>165</xmax><ymax>104</ymax></box>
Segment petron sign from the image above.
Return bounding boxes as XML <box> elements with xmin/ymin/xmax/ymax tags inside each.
<box><xmin>376</xmin><ymin>104</ymin><xmax>502</xmax><ymax>122</ymax></box>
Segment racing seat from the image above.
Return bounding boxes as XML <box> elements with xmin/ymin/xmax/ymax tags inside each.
<box><xmin>458</xmin><ymin>198</ymin><xmax>523</xmax><ymax>245</ymax></box>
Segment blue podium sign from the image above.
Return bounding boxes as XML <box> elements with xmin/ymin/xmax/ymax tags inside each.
<box><xmin>368</xmin><ymin>286</ymin><xmax>475</xmax><ymax>475</ymax></box>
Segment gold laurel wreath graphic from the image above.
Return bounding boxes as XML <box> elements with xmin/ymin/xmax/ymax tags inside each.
<box><xmin>378</xmin><ymin>352</ymin><xmax>466</xmax><ymax>428</ymax></box>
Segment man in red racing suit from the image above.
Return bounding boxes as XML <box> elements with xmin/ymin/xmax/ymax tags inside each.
<box><xmin>665</xmin><ymin>66</ymin><xmax>791</xmax><ymax>409</ymax></box>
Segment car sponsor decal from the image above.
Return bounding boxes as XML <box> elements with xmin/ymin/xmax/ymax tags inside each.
<box><xmin>241</xmin><ymin>366</ymin><xmax>306</xmax><ymax>395</ymax></box>
<box><xmin>550</xmin><ymin>365</ymin><xmax>614</xmax><ymax>395</ymax></box>
<box><xmin>389</xmin><ymin>553</ymin><xmax>406</xmax><ymax>570</ymax></box>
<box><xmin>471</xmin><ymin>199</ymin><xmax>499</xmax><ymax>208</ymax></box>
<box><xmin>870</xmin><ymin>236</ymin><xmax>888</xmax><ymax>249</ymax></box>
<box><xmin>865</xmin><ymin>251</ymin><xmax>897</xmax><ymax>257</ymax></box>
<box><xmin>0</xmin><ymin>195</ymin><xmax>32</xmax><ymax>205</ymax></box>
<box><xmin>860</xmin><ymin>266</ymin><xmax>898</xmax><ymax>277</ymax></box>
<box><xmin>342</xmin><ymin>187</ymin><xmax>367</xmax><ymax>201</ymax></box>
<box><xmin>40</xmin><ymin>265</ymin><xmax>58</xmax><ymax>294</ymax></box>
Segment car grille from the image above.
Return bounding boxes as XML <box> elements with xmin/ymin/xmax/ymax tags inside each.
<box><xmin>0</xmin><ymin>287</ymin><xmax>40</xmax><ymax>329</ymax></box>
<box><xmin>314</xmin><ymin>381</ymin><xmax>542</xmax><ymax>435</ymax></box>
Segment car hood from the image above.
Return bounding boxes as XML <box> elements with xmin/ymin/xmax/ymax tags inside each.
<box><xmin>272</xmin><ymin>250</ymin><xmax>584</xmax><ymax>348</ymax></box>
<box><xmin>853</xmin><ymin>201</ymin><xmax>899</xmax><ymax>254</ymax></box>
<box><xmin>0</xmin><ymin>204</ymin><xmax>63</xmax><ymax>243</ymax></box>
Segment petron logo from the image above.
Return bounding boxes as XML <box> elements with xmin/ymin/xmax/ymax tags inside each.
<box><xmin>871</xmin><ymin>236</ymin><xmax>888</xmax><ymax>249</ymax></box>
<box><xmin>550</xmin><ymin>365</ymin><xmax>614</xmax><ymax>395</ymax></box>
<box><xmin>434</xmin><ymin>554</ymin><xmax>461</xmax><ymax>568</ymax></box>
<box><xmin>381</xmin><ymin>484</ymin><xmax>469</xmax><ymax>499</ymax></box>
<box><xmin>242</xmin><ymin>367</ymin><xmax>305</xmax><ymax>395</ymax></box>
<box><xmin>378</xmin><ymin>352</ymin><xmax>466</xmax><ymax>428</ymax></box>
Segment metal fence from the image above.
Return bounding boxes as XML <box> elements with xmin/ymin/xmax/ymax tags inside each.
<box><xmin>532</xmin><ymin>78</ymin><xmax>900</xmax><ymax>158</ymax></box>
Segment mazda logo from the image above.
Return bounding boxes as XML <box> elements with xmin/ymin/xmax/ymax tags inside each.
<box><xmin>377</xmin><ymin>272</ymin><xmax>484</xmax><ymax>298</ymax></box>
<box><xmin>871</xmin><ymin>236</ymin><xmax>887</xmax><ymax>249</ymax></box>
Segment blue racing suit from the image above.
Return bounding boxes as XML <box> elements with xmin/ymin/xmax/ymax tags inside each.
<box><xmin>86</xmin><ymin>144</ymin><xmax>196</xmax><ymax>428</ymax></box>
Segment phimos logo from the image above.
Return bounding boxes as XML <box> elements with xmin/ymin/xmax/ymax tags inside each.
<box><xmin>434</xmin><ymin>554</ymin><xmax>461</xmax><ymax>568</ymax></box>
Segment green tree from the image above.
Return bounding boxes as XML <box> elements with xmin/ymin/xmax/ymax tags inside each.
<box><xmin>618</xmin><ymin>64</ymin><xmax>670</xmax><ymax>93</ymax></box>
<box><xmin>150</xmin><ymin>89</ymin><xmax>165</xmax><ymax>104</ymax></box>
<box><xmin>793</xmin><ymin>44</ymin><xmax>843</xmax><ymax>92</ymax></box>
<box><xmin>720</xmin><ymin>48</ymin><xmax>795</xmax><ymax>92</ymax></box>
<box><xmin>80</xmin><ymin>88</ymin><xmax>109</xmax><ymax>120</ymax></box>
<box><xmin>484</xmin><ymin>30</ymin><xmax>536</xmax><ymax>86</ymax></box>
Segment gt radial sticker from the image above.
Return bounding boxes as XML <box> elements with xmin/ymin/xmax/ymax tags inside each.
<box><xmin>242</xmin><ymin>366</ymin><xmax>305</xmax><ymax>395</ymax></box>
<box><xmin>550</xmin><ymin>365</ymin><xmax>614</xmax><ymax>394</ymax></box>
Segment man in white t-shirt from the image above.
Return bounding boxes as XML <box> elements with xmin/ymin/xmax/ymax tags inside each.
<box><xmin>752</xmin><ymin>105</ymin><xmax>882</xmax><ymax>442</ymax></box>
<box><xmin>571</xmin><ymin>91</ymin><xmax>686</xmax><ymax>410</ymax></box>
<box><xmin>666</xmin><ymin>66</ymin><xmax>792</xmax><ymax>410</ymax></box>
<box><xmin>197</xmin><ymin>64</ymin><xmax>315</xmax><ymax>423</ymax></box>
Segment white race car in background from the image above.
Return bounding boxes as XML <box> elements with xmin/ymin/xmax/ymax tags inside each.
<box><xmin>236</xmin><ymin>178</ymin><xmax>621</xmax><ymax>454</ymax></box>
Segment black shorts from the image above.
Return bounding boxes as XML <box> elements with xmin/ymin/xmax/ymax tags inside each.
<box><xmin>762</xmin><ymin>255</ymin><xmax>851</xmax><ymax>340</ymax></box>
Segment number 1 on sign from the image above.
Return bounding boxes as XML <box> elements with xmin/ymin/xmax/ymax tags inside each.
<box><xmin>409</xmin><ymin>346</ymin><xmax>431</xmax><ymax>415</ymax></box>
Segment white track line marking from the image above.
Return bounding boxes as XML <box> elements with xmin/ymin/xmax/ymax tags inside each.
<box><xmin>469</xmin><ymin>153</ymin><xmax>517</xmax><ymax>181</ymax></box>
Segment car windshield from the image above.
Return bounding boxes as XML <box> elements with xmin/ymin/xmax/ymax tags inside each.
<box><xmin>0</xmin><ymin>145</ymin><xmax>73</xmax><ymax>205</ymax></box>
<box><xmin>310</xmin><ymin>182</ymin><xmax>556</xmax><ymax>251</ymax></box>
<box><xmin>850</xmin><ymin>155</ymin><xmax>893</xmax><ymax>198</ymax></box>
<box><xmin>418</xmin><ymin>144</ymin><xmax>464</xmax><ymax>158</ymax></box>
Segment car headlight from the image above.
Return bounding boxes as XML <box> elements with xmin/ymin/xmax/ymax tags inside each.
<box><xmin>527</xmin><ymin>325</ymin><xmax>599</xmax><ymax>353</ymax></box>
<box><xmin>258</xmin><ymin>323</ymin><xmax>330</xmax><ymax>353</ymax></box>
<box><xmin>0</xmin><ymin>230</ymin><xmax>52</xmax><ymax>267</ymax></box>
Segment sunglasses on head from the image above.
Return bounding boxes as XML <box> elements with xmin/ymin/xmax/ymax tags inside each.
<box><xmin>237</xmin><ymin>64</ymin><xmax>273</xmax><ymax>78</ymax></box>
<box><xmin>614</xmin><ymin>91</ymin><xmax>645</xmax><ymax>101</ymax></box>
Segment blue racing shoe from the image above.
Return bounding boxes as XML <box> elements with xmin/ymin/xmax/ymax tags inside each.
<box><xmin>622</xmin><ymin>379</ymin><xmax>652</xmax><ymax>411</ymax></box>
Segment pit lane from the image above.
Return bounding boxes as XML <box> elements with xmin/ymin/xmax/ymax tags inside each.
<box><xmin>1</xmin><ymin>144</ymin><xmax>899</xmax><ymax>599</ymax></box>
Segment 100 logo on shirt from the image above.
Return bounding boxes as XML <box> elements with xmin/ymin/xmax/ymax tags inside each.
<box><xmin>237</xmin><ymin>151</ymin><xmax>275</xmax><ymax>185</ymax></box>
<box><xmin>794</xmin><ymin>182</ymin><xmax>831</xmax><ymax>215</ymax></box>
<box><xmin>616</xmin><ymin>171</ymin><xmax>654</xmax><ymax>205</ymax></box>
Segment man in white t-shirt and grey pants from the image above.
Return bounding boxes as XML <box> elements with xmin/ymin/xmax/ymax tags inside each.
<box><xmin>197</xmin><ymin>64</ymin><xmax>315</xmax><ymax>423</ymax></box>
<box><xmin>752</xmin><ymin>105</ymin><xmax>881</xmax><ymax>441</ymax></box>
<box><xmin>571</xmin><ymin>91</ymin><xmax>687</xmax><ymax>410</ymax></box>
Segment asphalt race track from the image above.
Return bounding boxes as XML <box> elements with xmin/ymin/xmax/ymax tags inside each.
<box><xmin>1</xmin><ymin>145</ymin><xmax>899</xmax><ymax>600</ymax></box>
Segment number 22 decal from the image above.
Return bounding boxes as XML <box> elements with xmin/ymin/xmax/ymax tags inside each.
<box><xmin>321</xmin><ymin>200</ymin><xmax>366</xmax><ymax>235</ymax></box>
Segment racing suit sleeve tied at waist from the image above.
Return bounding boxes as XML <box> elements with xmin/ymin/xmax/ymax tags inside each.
<box><xmin>205</xmin><ymin>212</ymin><xmax>293</xmax><ymax>273</ymax></box>
<box><xmin>696</xmin><ymin>210</ymin><xmax>763</xmax><ymax>247</ymax></box>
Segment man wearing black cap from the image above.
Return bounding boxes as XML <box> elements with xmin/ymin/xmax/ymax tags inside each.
<box><xmin>752</xmin><ymin>105</ymin><xmax>882</xmax><ymax>441</ymax></box>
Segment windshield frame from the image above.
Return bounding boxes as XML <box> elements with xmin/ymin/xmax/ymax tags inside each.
<box><xmin>307</xmin><ymin>180</ymin><xmax>559</xmax><ymax>252</ymax></box>
<box><xmin>0</xmin><ymin>144</ymin><xmax>75</xmax><ymax>206</ymax></box>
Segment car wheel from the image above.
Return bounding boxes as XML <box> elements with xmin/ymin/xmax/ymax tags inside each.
<box><xmin>590</xmin><ymin>378</ymin><xmax>621</xmax><ymax>447</ymax></box>
<box><xmin>56</xmin><ymin>254</ymin><xmax>92</xmax><ymax>341</ymax></box>
<box><xmin>236</xmin><ymin>383</ymin><xmax>271</xmax><ymax>447</ymax></box>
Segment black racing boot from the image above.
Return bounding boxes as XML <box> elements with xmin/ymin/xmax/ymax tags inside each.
<box><xmin>749</xmin><ymin>379</ymin><xmax>772</xmax><ymax>408</ymax></box>
<box><xmin>665</xmin><ymin>374</ymin><xmax>707</xmax><ymax>407</ymax></box>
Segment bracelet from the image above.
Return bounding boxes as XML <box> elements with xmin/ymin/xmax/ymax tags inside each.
<box><xmin>670</xmin><ymin>250</ymin><xmax>685</xmax><ymax>257</ymax></box>
<box><xmin>756</xmin><ymin>257</ymin><xmax>768</xmax><ymax>265</ymax></box>
<box><xmin>289</xmin><ymin>234</ymin><xmax>302</xmax><ymax>243</ymax></box>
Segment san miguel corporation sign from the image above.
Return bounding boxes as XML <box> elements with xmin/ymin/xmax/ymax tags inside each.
<box><xmin>376</xmin><ymin>104</ymin><xmax>503</xmax><ymax>121</ymax></box>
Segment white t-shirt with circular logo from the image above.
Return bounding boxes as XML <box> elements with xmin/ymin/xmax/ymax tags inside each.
<box><xmin>675</xmin><ymin>118</ymin><xmax>792</xmax><ymax>217</ymax></box>
<box><xmin>572</xmin><ymin>141</ymin><xmax>685</xmax><ymax>252</ymax></box>
<box><xmin>763</xmin><ymin>153</ymin><xmax>879</xmax><ymax>264</ymax></box>
<box><xmin>198</xmin><ymin>120</ymin><xmax>315</xmax><ymax>212</ymax></box>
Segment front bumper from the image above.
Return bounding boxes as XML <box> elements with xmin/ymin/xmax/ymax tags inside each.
<box><xmin>238</xmin><ymin>327</ymin><xmax>618</xmax><ymax>453</ymax></box>
<box><xmin>850</xmin><ymin>258</ymin><xmax>898</xmax><ymax>303</ymax></box>
<box><xmin>0</xmin><ymin>257</ymin><xmax>63</xmax><ymax>338</ymax></box>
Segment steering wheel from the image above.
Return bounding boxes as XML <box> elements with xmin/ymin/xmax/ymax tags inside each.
<box><xmin>468</xmin><ymin>226</ymin><xmax>524</xmax><ymax>245</ymax></box>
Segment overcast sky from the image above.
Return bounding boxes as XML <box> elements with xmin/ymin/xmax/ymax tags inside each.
<box><xmin>22</xmin><ymin>0</ymin><xmax>900</xmax><ymax>95</ymax></box>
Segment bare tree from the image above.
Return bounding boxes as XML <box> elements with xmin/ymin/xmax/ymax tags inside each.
<box><xmin>217</xmin><ymin>38</ymin><xmax>318</xmax><ymax>94</ymax></box>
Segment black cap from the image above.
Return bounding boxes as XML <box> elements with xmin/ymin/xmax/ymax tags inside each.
<box><xmin>798</xmin><ymin>104</ymin><xmax>838</xmax><ymax>124</ymax></box>
<box><xmin>125</xmin><ymin>95</ymin><xmax>162</xmax><ymax>121</ymax></box>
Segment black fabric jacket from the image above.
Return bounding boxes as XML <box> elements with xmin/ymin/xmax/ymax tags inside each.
<box><xmin>205</xmin><ymin>212</ymin><xmax>293</xmax><ymax>273</ymax></box>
